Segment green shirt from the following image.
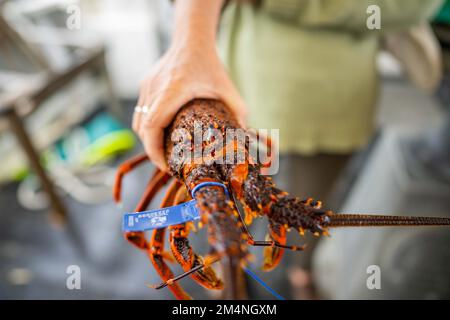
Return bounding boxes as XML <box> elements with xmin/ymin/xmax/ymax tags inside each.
<box><xmin>218</xmin><ymin>0</ymin><xmax>443</xmax><ymax>155</ymax></box>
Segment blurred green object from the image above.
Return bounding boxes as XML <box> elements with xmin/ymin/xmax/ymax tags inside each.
<box><xmin>0</xmin><ymin>112</ymin><xmax>135</xmax><ymax>183</ymax></box>
<box><xmin>435</xmin><ymin>0</ymin><xmax>450</xmax><ymax>24</ymax></box>
<box><xmin>44</xmin><ymin>112</ymin><xmax>135</xmax><ymax>168</ymax></box>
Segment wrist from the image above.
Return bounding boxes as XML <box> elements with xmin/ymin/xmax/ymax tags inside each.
<box><xmin>172</xmin><ymin>32</ymin><xmax>217</xmax><ymax>53</ymax></box>
<box><xmin>172</xmin><ymin>0</ymin><xmax>223</xmax><ymax>48</ymax></box>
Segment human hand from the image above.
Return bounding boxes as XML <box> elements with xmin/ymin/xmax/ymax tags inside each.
<box><xmin>133</xmin><ymin>7</ymin><xmax>247</xmax><ymax>171</ymax></box>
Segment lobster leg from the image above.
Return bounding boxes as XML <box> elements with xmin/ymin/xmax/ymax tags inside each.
<box><xmin>169</xmin><ymin>184</ymin><xmax>224</xmax><ymax>290</ymax></box>
<box><xmin>262</xmin><ymin>223</ymin><xmax>287</xmax><ymax>272</ymax></box>
<box><xmin>153</xmin><ymin>253</ymin><xmax>223</xmax><ymax>290</ymax></box>
<box><xmin>148</xmin><ymin>180</ymin><xmax>192</xmax><ymax>300</ymax></box>
<box><xmin>115</xmin><ymin>155</ymin><xmax>187</xmax><ymax>296</ymax></box>
<box><xmin>149</xmin><ymin>228</ymin><xmax>191</xmax><ymax>300</ymax></box>
<box><xmin>260</xmin><ymin>197</ymin><xmax>323</xmax><ymax>271</ymax></box>
<box><xmin>113</xmin><ymin>153</ymin><xmax>149</xmax><ymax>203</ymax></box>
<box><xmin>125</xmin><ymin>169</ymin><xmax>171</xmax><ymax>250</ymax></box>
<box><xmin>232</xmin><ymin>193</ymin><xmax>305</xmax><ymax>252</ymax></box>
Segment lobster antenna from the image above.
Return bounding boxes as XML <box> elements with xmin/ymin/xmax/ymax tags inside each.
<box><xmin>328</xmin><ymin>214</ymin><xmax>450</xmax><ymax>228</ymax></box>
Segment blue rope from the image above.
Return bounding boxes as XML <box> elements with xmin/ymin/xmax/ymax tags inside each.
<box><xmin>243</xmin><ymin>267</ymin><xmax>285</xmax><ymax>300</ymax></box>
<box><xmin>191</xmin><ymin>181</ymin><xmax>230</xmax><ymax>198</ymax></box>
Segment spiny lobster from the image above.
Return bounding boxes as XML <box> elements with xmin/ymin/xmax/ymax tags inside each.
<box><xmin>114</xmin><ymin>99</ymin><xmax>450</xmax><ymax>300</ymax></box>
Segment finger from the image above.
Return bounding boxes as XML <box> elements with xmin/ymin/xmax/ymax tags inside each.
<box><xmin>142</xmin><ymin>126</ymin><xmax>167</xmax><ymax>171</ymax></box>
<box><xmin>146</xmin><ymin>90</ymin><xmax>195</xmax><ymax>130</ymax></box>
<box><xmin>133</xmin><ymin>88</ymin><xmax>146</xmax><ymax>134</ymax></box>
<box><xmin>134</xmin><ymin>80</ymin><xmax>155</xmax><ymax>134</ymax></box>
<box><xmin>132</xmin><ymin>107</ymin><xmax>142</xmax><ymax>133</ymax></box>
<box><xmin>141</xmin><ymin>93</ymin><xmax>190</xmax><ymax>171</ymax></box>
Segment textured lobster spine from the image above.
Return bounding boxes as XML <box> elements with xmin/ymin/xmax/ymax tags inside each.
<box><xmin>328</xmin><ymin>214</ymin><xmax>450</xmax><ymax>228</ymax></box>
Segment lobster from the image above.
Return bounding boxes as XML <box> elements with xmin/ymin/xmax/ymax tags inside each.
<box><xmin>114</xmin><ymin>99</ymin><xmax>450</xmax><ymax>300</ymax></box>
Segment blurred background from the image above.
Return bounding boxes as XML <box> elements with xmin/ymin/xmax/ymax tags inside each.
<box><xmin>0</xmin><ymin>0</ymin><xmax>449</xmax><ymax>299</ymax></box>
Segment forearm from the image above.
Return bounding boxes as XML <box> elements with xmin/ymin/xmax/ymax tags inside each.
<box><xmin>173</xmin><ymin>0</ymin><xmax>225</xmax><ymax>47</ymax></box>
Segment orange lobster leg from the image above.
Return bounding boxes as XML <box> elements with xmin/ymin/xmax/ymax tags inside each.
<box><xmin>149</xmin><ymin>228</ymin><xmax>192</xmax><ymax>300</ymax></box>
<box><xmin>125</xmin><ymin>169</ymin><xmax>171</xmax><ymax>250</ymax></box>
<box><xmin>115</xmin><ymin>155</ymin><xmax>187</xmax><ymax>297</ymax></box>
<box><xmin>153</xmin><ymin>253</ymin><xmax>223</xmax><ymax>290</ymax></box>
<box><xmin>262</xmin><ymin>223</ymin><xmax>287</xmax><ymax>271</ymax></box>
<box><xmin>169</xmin><ymin>185</ymin><xmax>224</xmax><ymax>290</ymax></box>
<box><xmin>231</xmin><ymin>194</ymin><xmax>305</xmax><ymax>253</ymax></box>
<box><xmin>148</xmin><ymin>179</ymin><xmax>192</xmax><ymax>300</ymax></box>
<box><xmin>113</xmin><ymin>153</ymin><xmax>149</xmax><ymax>203</ymax></box>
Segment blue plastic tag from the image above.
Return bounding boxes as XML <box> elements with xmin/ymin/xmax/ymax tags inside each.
<box><xmin>122</xmin><ymin>200</ymin><xmax>200</xmax><ymax>232</ymax></box>
<box><xmin>122</xmin><ymin>181</ymin><xmax>230</xmax><ymax>232</ymax></box>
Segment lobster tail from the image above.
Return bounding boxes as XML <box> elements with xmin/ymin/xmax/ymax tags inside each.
<box><xmin>328</xmin><ymin>214</ymin><xmax>450</xmax><ymax>228</ymax></box>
